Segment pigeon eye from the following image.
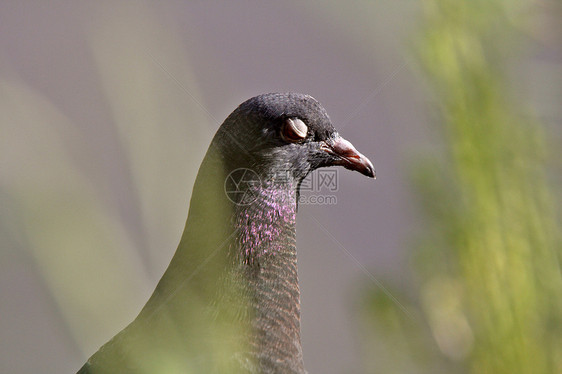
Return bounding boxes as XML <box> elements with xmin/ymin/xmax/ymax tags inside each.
<box><xmin>281</xmin><ymin>118</ymin><xmax>308</xmax><ymax>143</ymax></box>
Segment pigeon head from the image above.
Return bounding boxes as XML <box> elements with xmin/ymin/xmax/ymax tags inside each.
<box><xmin>77</xmin><ymin>93</ymin><xmax>375</xmax><ymax>374</ymax></box>
<box><xmin>214</xmin><ymin>92</ymin><xmax>375</xmax><ymax>186</ymax></box>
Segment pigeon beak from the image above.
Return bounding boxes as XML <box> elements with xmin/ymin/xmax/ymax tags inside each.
<box><xmin>321</xmin><ymin>136</ymin><xmax>376</xmax><ymax>178</ymax></box>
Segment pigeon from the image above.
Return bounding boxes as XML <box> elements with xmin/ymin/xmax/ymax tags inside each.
<box><xmin>78</xmin><ymin>92</ymin><xmax>374</xmax><ymax>374</ymax></box>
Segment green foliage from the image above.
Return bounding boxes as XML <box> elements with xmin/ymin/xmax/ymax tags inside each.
<box><xmin>364</xmin><ymin>1</ymin><xmax>562</xmax><ymax>373</ymax></box>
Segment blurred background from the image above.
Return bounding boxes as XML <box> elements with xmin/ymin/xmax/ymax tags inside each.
<box><xmin>1</xmin><ymin>1</ymin><xmax>561</xmax><ymax>373</ymax></box>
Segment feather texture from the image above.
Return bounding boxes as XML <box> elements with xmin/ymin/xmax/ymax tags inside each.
<box><xmin>78</xmin><ymin>93</ymin><xmax>374</xmax><ymax>374</ymax></box>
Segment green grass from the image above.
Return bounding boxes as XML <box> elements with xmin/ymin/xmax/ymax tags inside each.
<box><xmin>363</xmin><ymin>1</ymin><xmax>562</xmax><ymax>373</ymax></box>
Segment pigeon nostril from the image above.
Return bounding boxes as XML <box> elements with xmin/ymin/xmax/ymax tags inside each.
<box><xmin>331</xmin><ymin>137</ymin><xmax>358</xmax><ymax>156</ymax></box>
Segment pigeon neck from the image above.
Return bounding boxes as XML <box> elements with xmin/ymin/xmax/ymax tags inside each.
<box><xmin>235</xmin><ymin>181</ymin><xmax>297</xmax><ymax>262</ymax></box>
<box><xmin>235</xmin><ymin>181</ymin><xmax>305</xmax><ymax>372</ymax></box>
<box><xmin>164</xmin><ymin>145</ymin><xmax>306</xmax><ymax>372</ymax></box>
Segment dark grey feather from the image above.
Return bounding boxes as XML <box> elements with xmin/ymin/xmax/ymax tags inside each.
<box><xmin>78</xmin><ymin>93</ymin><xmax>374</xmax><ymax>374</ymax></box>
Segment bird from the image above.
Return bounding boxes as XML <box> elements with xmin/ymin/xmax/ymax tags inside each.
<box><xmin>77</xmin><ymin>92</ymin><xmax>375</xmax><ymax>374</ymax></box>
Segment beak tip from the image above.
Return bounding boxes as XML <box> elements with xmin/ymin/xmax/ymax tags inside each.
<box><xmin>324</xmin><ymin>136</ymin><xmax>375</xmax><ymax>179</ymax></box>
<box><xmin>364</xmin><ymin>160</ymin><xmax>376</xmax><ymax>179</ymax></box>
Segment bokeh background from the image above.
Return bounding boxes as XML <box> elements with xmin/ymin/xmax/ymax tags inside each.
<box><xmin>1</xmin><ymin>1</ymin><xmax>561</xmax><ymax>373</ymax></box>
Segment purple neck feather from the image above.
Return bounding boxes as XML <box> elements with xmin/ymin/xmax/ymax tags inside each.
<box><xmin>235</xmin><ymin>183</ymin><xmax>297</xmax><ymax>264</ymax></box>
<box><xmin>234</xmin><ymin>181</ymin><xmax>306</xmax><ymax>373</ymax></box>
